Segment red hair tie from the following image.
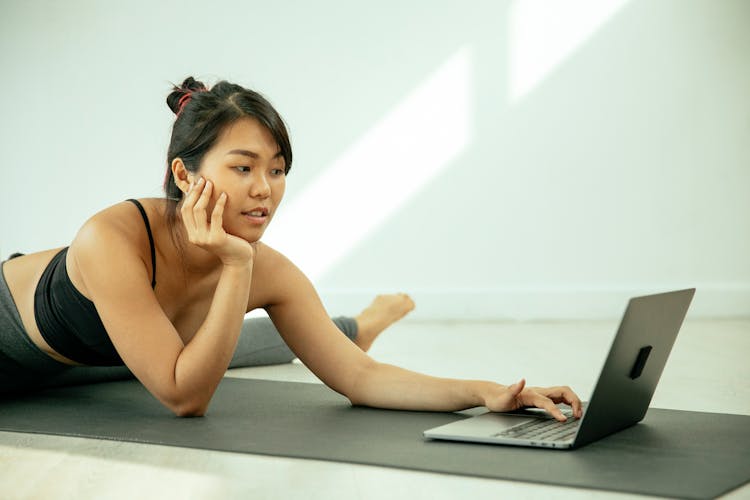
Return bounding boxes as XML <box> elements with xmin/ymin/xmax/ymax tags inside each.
<box><xmin>177</xmin><ymin>93</ymin><xmax>192</xmax><ymax>114</ymax></box>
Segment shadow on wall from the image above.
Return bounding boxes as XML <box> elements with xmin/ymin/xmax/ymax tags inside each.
<box><xmin>265</xmin><ymin>0</ymin><xmax>632</xmax><ymax>284</ymax></box>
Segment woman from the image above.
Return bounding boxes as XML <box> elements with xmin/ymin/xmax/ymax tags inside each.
<box><xmin>1</xmin><ymin>76</ymin><xmax>581</xmax><ymax>420</ymax></box>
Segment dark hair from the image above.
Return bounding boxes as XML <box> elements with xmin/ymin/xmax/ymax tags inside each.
<box><xmin>164</xmin><ymin>76</ymin><xmax>292</xmax><ymax>229</ymax></box>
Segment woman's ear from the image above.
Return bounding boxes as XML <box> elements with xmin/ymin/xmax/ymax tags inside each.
<box><xmin>171</xmin><ymin>158</ymin><xmax>194</xmax><ymax>194</ymax></box>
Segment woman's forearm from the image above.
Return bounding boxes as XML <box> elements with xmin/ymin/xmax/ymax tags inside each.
<box><xmin>172</xmin><ymin>262</ymin><xmax>253</xmax><ymax>414</ymax></box>
<box><xmin>347</xmin><ymin>362</ymin><xmax>504</xmax><ymax>412</ymax></box>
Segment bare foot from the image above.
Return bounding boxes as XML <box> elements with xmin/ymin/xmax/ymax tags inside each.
<box><xmin>354</xmin><ymin>293</ymin><xmax>415</xmax><ymax>351</ymax></box>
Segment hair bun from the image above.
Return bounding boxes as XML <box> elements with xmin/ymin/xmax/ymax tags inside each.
<box><xmin>167</xmin><ymin>76</ymin><xmax>209</xmax><ymax>115</ymax></box>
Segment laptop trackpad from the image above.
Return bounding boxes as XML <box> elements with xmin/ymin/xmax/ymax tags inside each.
<box><xmin>505</xmin><ymin>406</ymin><xmax>572</xmax><ymax>419</ymax></box>
<box><xmin>434</xmin><ymin>411</ymin><xmax>539</xmax><ymax>437</ymax></box>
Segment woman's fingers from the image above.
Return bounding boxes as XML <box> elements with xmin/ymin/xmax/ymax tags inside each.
<box><xmin>539</xmin><ymin>386</ymin><xmax>583</xmax><ymax>418</ymax></box>
<box><xmin>210</xmin><ymin>192</ymin><xmax>227</xmax><ymax>238</ymax></box>
<box><xmin>177</xmin><ymin>180</ymin><xmax>254</xmax><ymax>265</ymax></box>
<box><xmin>524</xmin><ymin>385</ymin><xmax>583</xmax><ymax>420</ymax></box>
<box><xmin>180</xmin><ymin>178</ymin><xmax>200</xmax><ymax>229</ymax></box>
<box><xmin>193</xmin><ymin>178</ymin><xmax>212</xmax><ymax>227</ymax></box>
<box><xmin>532</xmin><ymin>394</ymin><xmax>568</xmax><ymax>422</ymax></box>
<box><xmin>508</xmin><ymin>378</ymin><xmax>525</xmax><ymax>397</ymax></box>
<box><xmin>180</xmin><ymin>177</ymin><xmax>219</xmax><ymax>245</ymax></box>
<box><xmin>559</xmin><ymin>387</ymin><xmax>583</xmax><ymax>418</ymax></box>
<box><xmin>181</xmin><ymin>177</ymin><xmax>208</xmax><ymax>223</ymax></box>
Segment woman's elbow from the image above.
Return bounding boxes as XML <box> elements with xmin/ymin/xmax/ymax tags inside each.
<box><xmin>174</xmin><ymin>408</ymin><xmax>206</xmax><ymax>418</ymax></box>
<box><xmin>342</xmin><ymin>361</ymin><xmax>378</xmax><ymax>407</ymax></box>
<box><xmin>170</xmin><ymin>399</ymin><xmax>208</xmax><ymax>417</ymax></box>
<box><xmin>162</xmin><ymin>389</ymin><xmax>209</xmax><ymax>417</ymax></box>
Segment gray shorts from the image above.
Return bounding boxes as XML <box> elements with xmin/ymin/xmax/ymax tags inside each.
<box><xmin>0</xmin><ymin>260</ymin><xmax>79</xmax><ymax>395</ymax></box>
<box><xmin>0</xmin><ymin>259</ymin><xmax>357</xmax><ymax>396</ymax></box>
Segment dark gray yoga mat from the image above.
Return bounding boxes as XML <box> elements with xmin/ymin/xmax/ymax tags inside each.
<box><xmin>1</xmin><ymin>378</ymin><xmax>748</xmax><ymax>499</ymax></box>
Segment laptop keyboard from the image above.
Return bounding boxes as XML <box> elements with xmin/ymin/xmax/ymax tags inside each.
<box><xmin>493</xmin><ymin>414</ymin><xmax>580</xmax><ymax>442</ymax></box>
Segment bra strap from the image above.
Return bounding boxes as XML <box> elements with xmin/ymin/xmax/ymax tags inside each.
<box><xmin>126</xmin><ymin>199</ymin><xmax>157</xmax><ymax>289</ymax></box>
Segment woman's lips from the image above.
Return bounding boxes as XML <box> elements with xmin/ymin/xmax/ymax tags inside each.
<box><xmin>241</xmin><ymin>209</ymin><xmax>269</xmax><ymax>225</ymax></box>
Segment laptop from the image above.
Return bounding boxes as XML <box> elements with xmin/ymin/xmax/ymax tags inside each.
<box><xmin>423</xmin><ymin>288</ymin><xmax>696</xmax><ymax>449</ymax></box>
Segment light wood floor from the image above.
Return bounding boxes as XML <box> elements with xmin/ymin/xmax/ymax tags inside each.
<box><xmin>1</xmin><ymin>318</ymin><xmax>748</xmax><ymax>500</ymax></box>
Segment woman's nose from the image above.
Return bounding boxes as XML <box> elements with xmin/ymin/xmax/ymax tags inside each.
<box><xmin>250</xmin><ymin>172</ymin><xmax>271</xmax><ymax>198</ymax></box>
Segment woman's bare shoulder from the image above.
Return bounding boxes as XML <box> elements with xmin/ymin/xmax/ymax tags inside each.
<box><xmin>76</xmin><ymin>198</ymin><xmax>162</xmax><ymax>233</ymax></box>
<box><xmin>68</xmin><ymin>199</ymin><xmax>165</xmax><ymax>289</ymax></box>
<box><xmin>253</xmin><ymin>242</ymin><xmax>297</xmax><ymax>277</ymax></box>
<box><xmin>250</xmin><ymin>242</ymin><xmax>322</xmax><ymax>312</ymax></box>
<box><xmin>72</xmin><ymin>198</ymin><xmax>167</xmax><ymax>248</ymax></box>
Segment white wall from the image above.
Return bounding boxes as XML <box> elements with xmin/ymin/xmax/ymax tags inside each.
<box><xmin>1</xmin><ymin>0</ymin><xmax>748</xmax><ymax>320</ymax></box>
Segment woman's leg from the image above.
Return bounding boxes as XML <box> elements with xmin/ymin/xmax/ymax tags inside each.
<box><xmin>228</xmin><ymin>294</ymin><xmax>415</xmax><ymax>369</ymax></box>
<box><xmin>36</xmin><ymin>365</ymin><xmax>134</xmax><ymax>390</ymax></box>
<box><xmin>228</xmin><ymin>316</ymin><xmax>357</xmax><ymax>368</ymax></box>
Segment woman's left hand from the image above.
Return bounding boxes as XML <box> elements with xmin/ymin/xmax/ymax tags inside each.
<box><xmin>483</xmin><ymin>379</ymin><xmax>583</xmax><ymax>421</ymax></box>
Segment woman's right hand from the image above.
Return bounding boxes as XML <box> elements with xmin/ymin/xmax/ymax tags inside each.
<box><xmin>181</xmin><ymin>177</ymin><xmax>255</xmax><ymax>266</ymax></box>
<box><xmin>483</xmin><ymin>379</ymin><xmax>582</xmax><ymax>422</ymax></box>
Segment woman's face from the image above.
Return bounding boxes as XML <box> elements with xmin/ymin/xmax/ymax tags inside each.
<box><xmin>194</xmin><ymin>117</ymin><xmax>286</xmax><ymax>243</ymax></box>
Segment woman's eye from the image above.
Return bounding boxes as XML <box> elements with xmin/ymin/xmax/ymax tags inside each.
<box><xmin>234</xmin><ymin>166</ymin><xmax>250</xmax><ymax>173</ymax></box>
<box><xmin>271</xmin><ymin>169</ymin><xmax>285</xmax><ymax>176</ymax></box>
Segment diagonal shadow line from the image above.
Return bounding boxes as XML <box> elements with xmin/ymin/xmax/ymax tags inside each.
<box><xmin>264</xmin><ymin>1</ymin><xmax>635</xmax><ymax>286</ymax></box>
<box><xmin>264</xmin><ymin>46</ymin><xmax>474</xmax><ymax>281</ymax></box>
<box><xmin>508</xmin><ymin>0</ymin><xmax>631</xmax><ymax>104</ymax></box>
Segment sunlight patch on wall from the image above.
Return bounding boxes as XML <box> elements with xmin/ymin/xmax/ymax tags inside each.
<box><xmin>264</xmin><ymin>47</ymin><xmax>473</xmax><ymax>281</ymax></box>
<box><xmin>508</xmin><ymin>0</ymin><xmax>630</xmax><ymax>102</ymax></box>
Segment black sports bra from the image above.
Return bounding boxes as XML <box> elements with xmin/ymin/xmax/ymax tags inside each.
<box><xmin>33</xmin><ymin>199</ymin><xmax>156</xmax><ymax>366</ymax></box>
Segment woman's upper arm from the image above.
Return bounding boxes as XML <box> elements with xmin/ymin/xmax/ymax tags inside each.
<box><xmin>73</xmin><ymin>220</ymin><xmax>185</xmax><ymax>409</ymax></box>
<box><xmin>263</xmin><ymin>252</ymin><xmax>376</xmax><ymax>399</ymax></box>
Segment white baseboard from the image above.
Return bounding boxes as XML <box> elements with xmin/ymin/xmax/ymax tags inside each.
<box><xmin>317</xmin><ymin>285</ymin><xmax>750</xmax><ymax>321</ymax></box>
